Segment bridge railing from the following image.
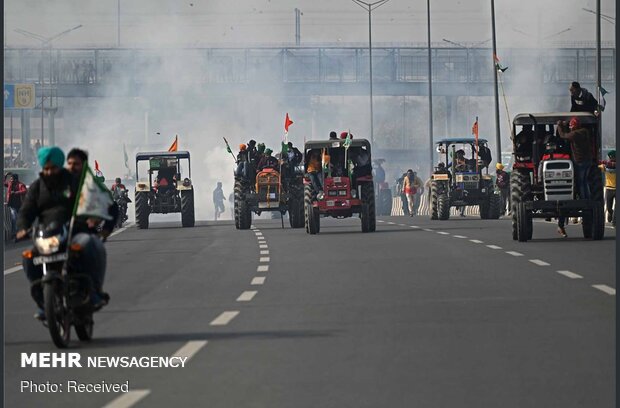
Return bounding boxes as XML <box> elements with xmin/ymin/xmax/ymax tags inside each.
<box><xmin>3</xmin><ymin>46</ymin><xmax>615</xmax><ymax>86</ymax></box>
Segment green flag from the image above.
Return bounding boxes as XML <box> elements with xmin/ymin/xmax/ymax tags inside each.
<box><xmin>343</xmin><ymin>131</ymin><xmax>352</xmax><ymax>149</ymax></box>
<box><xmin>74</xmin><ymin>163</ymin><xmax>114</xmax><ymax>220</ymax></box>
<box><xmin>223</xmin><ymin>137</ymin><xmax>233</xmax><ymax>154</ymax></box>
<box><xmin>281</xmin><ymin>142</ymin><xmax>289</xmax><ymax>156</ymax></box>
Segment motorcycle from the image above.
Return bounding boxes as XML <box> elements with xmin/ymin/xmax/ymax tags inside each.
<box><xmin>114</xmin><ymin>188</ymin><xmax>130</xmax><ymax>228</ymax></box>
<box><xmin>23</xmin><ymin>222</ymin><xmax>97</xmax><ymax>348</ymax></box>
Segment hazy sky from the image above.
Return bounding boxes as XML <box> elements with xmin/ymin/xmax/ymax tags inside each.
<box><xmin>4</xmin><ymin>0</ymin><xmax>616</xmax><ymax>48</ymax></box>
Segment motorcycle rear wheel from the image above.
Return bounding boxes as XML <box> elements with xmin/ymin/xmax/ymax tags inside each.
<box><xmin>44</xmin><ymin>282</ymin><xmax>71</xmax><ymax>348</ymax></box>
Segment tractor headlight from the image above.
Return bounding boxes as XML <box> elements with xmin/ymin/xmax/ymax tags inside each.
<box><xmin>183</xmin><ymin>178</ymin><xmax>191</xmax><ymax>187</ymax></box>
<box><xmin>351</xmin><ymin>190</ymin><xmax>357</xmax><ymax>198</ymax></box>
<box><xmin>338</xmin><ymin>190</ymin><xmax>347</xmax><ymax>196</ymax></box>
<box><xmin>34</xmin><ymin>235</ymin><xmax>61</xmax><ymax>255</ymax></box>
<box><xmin>562</xmin><ymin>171</ymin><xmax>572</xmax><ymax>178</ymax></box>
<box><xmin>544</xmin><ymin>171</ymin><xmax>554</xmax><ymax>179</ymax></box>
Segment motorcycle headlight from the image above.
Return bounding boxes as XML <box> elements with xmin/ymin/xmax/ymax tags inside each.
<box><xmin>351</xmin><ymin>190</ymin><xmax>357</xmax><ymax>198</ymax></box>
<box><xmin>35</xmin><ymin>235</ymin><xmax>62</xmax><ymax>255</ymax></box>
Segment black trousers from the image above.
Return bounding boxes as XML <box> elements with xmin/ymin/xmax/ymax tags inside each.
<box><xmin>605</xmin><ymin>188</ymin><xmax>615</xmax><ymax>222</ymax></box>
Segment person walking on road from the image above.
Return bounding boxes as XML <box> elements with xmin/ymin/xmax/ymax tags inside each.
<box><xmin>402</xmin><ymin>169</ymin><xmax>418</xmax><ymax>217</ymax></box>
<box><xmin>495</xmin><ymin>163</ymin><xmax>510</xmax><ymax>215</ymax></box>
<box><xmin>600</xmin><ymin>150</ymin><xmax>616</xmax><ymax>226</ymax></box>
<box><xmin>213</xmin><ymin>181</ymin><xmax>226</xmax><ymax>220</ymax></box>
<box><xmin>4</xmin><ymin>173</ymin><xmax>28</xmax><ymax>236</ymax></box>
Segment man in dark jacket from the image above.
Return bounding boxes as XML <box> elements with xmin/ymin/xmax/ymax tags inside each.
<box><xmin>569</xmin><ymin>81</ymin><xmax>598</xmax><ymax>113</ymax></box>
<box><xmin>16</xmin><ymin>147</ymin><xmax>111</xmax><ymax>320</ymax></box>
<box><xmin>495</xmin><ymin>163</ymin><xmax>510</xmax><ymax>215</ymax></box>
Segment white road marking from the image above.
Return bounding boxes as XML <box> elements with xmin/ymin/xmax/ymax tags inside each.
<box><xmin>260</xmin><ymin>250</ymin><xmax>269</xmax><ymax>255</ymax></box>
<box><xmin>259</xmin><ymin>257</ymin><xmax>270</xmax><ymax>262</ymax></box>
<box><xmin>453</xmin><ymin>235</ymin><xmax>467</xmax><ymax>239</ymax></box>
<box><xmin>254</xmin><ymin>231</ymin><xmax>263</xmax><ymax>235</ymax></box>
<box><xmin>210</xmin><ymin>311</ymin><xmax>240</xmax><ymax>326</ymax></box>
<box><xmin>470</xmin><ymin>239</ymin><xmax>484</xmax><ymax>244</ymax></box>
<box><xmin>236</xmin><ymin>291</ymin><xmax>258</xmax><ymax>302</ymax></box>
<box><xmin>257</xmin><ymin>265</ymin><xmax>269</xmax><ymax>272</ymax></box>
<box><xmin>109</xmin><ymin>222</ymin><xmax>133</xmax><ymax>238</ymax></box>
<box><xmin>4</xmin><ymin>265</ymin><xmax>22</xmax><ymax>276</ymax></box>
<box><xmin>398</xmin><ymin>224</ymin><xmax>406</xmax><ymax>226</ymax></box>
<box><xmin>506</xmin><ymin>251</ymin><xmax>524</xmax><ymax>257</ymax></box>
<box><xmin>377</xmin><ymin>220</ymin><xmax>385</xmax><ymax>223</ymax></box>
<box><xmin>257</xmin><ymin>236</ymin><xmax>266</xmax><ymax>241</ymax></box>
<box><xmin>423</xmin><ymin>228</ymin><xmax>433</xmax><ymax>232</ymax></box>
<box><xmin>486</xmin><ymin>245</ymin><xmax>502</xmax><ymax>249</ymax></box>
<box><xmin>102</xmin><ymin>390</ymin><xmax>151</xmax><ymax>408</ymax></box>
<box><xmin>251</xmin><ymin>277</ymin><xmax>266</xmax><ymax>285</ymax></box>
<box><xmin>437</xmin><ymin>231</ymin><xmax>450</xmax><ymax>235</ymax></box>
<box><xmin>387</xmin><ymin>222</ymin><xmax>396</xmax><ymax>225</ymax></box>
<box><xmin>557</xmin><ymin>270</ymin><xmax>583</xmax><ymax>279</ymax></box>
<box><xmin>410</xmin><ymin>225</ymin><xmax>420</xmax><ymax>229</ymax></box>
<box><xmin>259</xmin><ymin>244</ymin><xmax>268</xmax><ymax>249</ymax></box>
<box><xmin>171</xmin><ymin>340</ymin><xmax>208</xmax><ymax>361</ymax></box>
<box><xmin>529</xmin><ymin>259</ymin><xmax>550</xmax><ymax>266</ymax></box>
<box><xmin>592</xmin><ymin>285</ymin><xmax>616</xmax><ymax>295</ymax></box>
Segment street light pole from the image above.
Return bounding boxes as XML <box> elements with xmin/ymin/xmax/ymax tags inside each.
<box><xmin>352</xmin><ymin>0</ymin><xmax>390</xmax><ymax>146</ymax></box>
<box><xmin>118</xmin><ymin>0</ymin><xmax>121</xmax><ymax>47</ymax></box>
<box><xmin>427</xmin><ymin>0</ymin><xmax>434</xmax><ymax>177</ymax></box>
<box><xmin>490</xmin><ymin>0</ymin><xmax>502</xmax><ymax>162</ymax></box>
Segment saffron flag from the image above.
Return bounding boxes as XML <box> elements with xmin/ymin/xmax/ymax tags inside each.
<box><xmin>74</xmin><ymin>164</ymin><xmax>114</xmax><ymax>220</ymax></box>
<box><xmin>471</xmin><ymin>118</ymin><xmax>479</xmax><ymax>140</ymax></box>
<box><xmin>284</xmin><ymin>113</ymin><xmax>293</xmax><ymax>133</ymax></box>
<box><xmin>168</xmin><ymin>135</ymin><xmax>178</xmax><ymax>152</ymax></box>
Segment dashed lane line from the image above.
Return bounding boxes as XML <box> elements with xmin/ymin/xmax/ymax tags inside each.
<box><xmin>410</xmin><ymin>225</ymin><xmax>420</xmax><ymax>229</ymax></box>
<box><xmin>592</xmin><ymin>285</ymin><xmax>616</xmax><ymax>295</ymax></box>
<box><xmin>236</xmin><ymin>291</ymin><xmax>258</xmax><ymax>302</ymax></box>
<box><xmin>529</xmin><ymin>259</ymin><xmax>550</xmax><ymax>266</ymax></box>
<box><xmin>109</xmin><ymin>223</ymin><xmax>133</xmax><ymax>238</ymax></box>
<box><xmin>437</xmin><ymin>231</ymin><xmax>450</xmax><ymax>235</ymax></box>
<box><xmin>4</xmin><ymin>265</ymin><xmax>22</xmax><ymax>276</ymax></box>
<box><xmin>251</xmin><ymin>277</ymin><xmax>266</xmax><ymax>285</ymax></box>
<box><xmin>470</xmin><ymin>239</ymin><xmax>484</xmax><ymax>244</ymax></box>
<box><xmin>210</xmin><ymin>311</ymin><xmax>240</xmax><ymax>326</ymax></box>
<box><xmin>486</xmin><ymin>245</ymin><xmax>502</xmax><ymax>249</ymax></box>
<box><xmin>259</xmin><ymin>257</ymin><xmax>270</xmax><ymax>263</ymax></box>
<box><xmin>423</xmin><ymin>228</ymin><xmax>433</xmax><ymax>232</ymax></box>
<box><xmin>557</xmin><ymin>270</ymin><xmax>583</xmax><ymax>279</ymax></box>
<box><xmin>102</xmin><ymin>390</ymin><xmax>151</xmax><ymax>408</ymax></box>
<box><xmin>453</xmin><ymin>235</ymin><xmax>467</xmax><ymax>239</ymax></box>
<box><xmin>257</xmin><ymin>265</ymin><xmax>269</xmax><ymax>272</ymax></box>
<box><xmin>506</xmin><ymin>251</ymin><xmax>524</xmax><ymax>257</ymax></box>
<box><xmin>171</xmin><ymin>340</ymin><xmax>208</xmax><ymax>361</ymax></box>
<box><xmin>387</xmin><ymin>222</ymin><xmax>396</xmax><ymax>225</ymax></box>
<box><xmin>259</xmin><ymin>244</ymin><xmax>268</xmax><ymax>249</ymax></box>
<box><xmin>260</xmin><ymin>250</ymin><xmax>269</xmax><ymax>255</ymax></box>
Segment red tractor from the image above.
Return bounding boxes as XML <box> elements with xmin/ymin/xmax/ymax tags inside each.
<box><xmin>303</xmin><ymin>139</ymin><xmax>376</xmax><ymax>234</ymax></box>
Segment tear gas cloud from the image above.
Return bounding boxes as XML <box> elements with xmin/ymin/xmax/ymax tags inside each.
<box><xmin>4</xmin><ymin>0</ymin><xmax>615</xmax><ymax>218</ymax></box>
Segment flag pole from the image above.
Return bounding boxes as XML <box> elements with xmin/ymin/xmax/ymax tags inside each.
<box><xmin>66</xmin><ymin>162</ymin><xmax>89</xmax><ymax>253</ymax></box>
<box><xmin>474</xmin><ymin>116</ymin><xmax>479</xmax><ymax>173</ymax></box>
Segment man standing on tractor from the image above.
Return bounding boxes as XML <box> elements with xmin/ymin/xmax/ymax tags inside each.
<box><xmin>213</xmin><ymin>181</ymin><xmax>226</xmax><ymax>220</ymax></box>
<box><xmin>556</xmin><ymin>117</ymin><xmax>592</xmax><ymax>237</ymax></box>
<box><xmin>600</xmin><ymin>150</ymin><xmax>616</xmax><ymax>225</ymax></box>
<box><xmin>258</xmin><ymin>148</ymin><xmax>278</xmax><ymax>171</ymax></box>
<box><xmin>495</xmin><ymin>163</ymin><xmax>510</xmax><ymax>215</ymax></box>
<box><xmin>569</xmin><ymin>81</ymin><xmax>599</xmax><ymax>114</ymax></box>
<box><xmin>307</xmin><ymin>150</ymin><xmax>323</xmax><ymax>196</ymax></box>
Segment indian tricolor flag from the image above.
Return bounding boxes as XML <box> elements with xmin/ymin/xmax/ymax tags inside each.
<box><xmin>74</xmin><ymin>163</ymin><xmax>114</xmax><ymax>220</ymax></box>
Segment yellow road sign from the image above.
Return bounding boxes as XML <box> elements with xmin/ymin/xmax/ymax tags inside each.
<box><xmin>14</xmin><ymin>84</ymin><xmax>36</xmax><ymax>108</ymax></box>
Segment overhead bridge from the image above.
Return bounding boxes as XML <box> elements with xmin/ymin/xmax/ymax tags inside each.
<box><xmin>3</xmin><ymin>45</ymin><xmax>616</xmax><ymax>98</ymax></box>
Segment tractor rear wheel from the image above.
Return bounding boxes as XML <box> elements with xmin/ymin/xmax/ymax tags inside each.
<box><xmin>516</xmin><ymin>201</ymin><xmax>532</xmax><ymax>242</ymax></box>
<box><xmin>181</xmin><ymin>190</ymin><xmax>195</xmax><ymax>227</ymax></box>
<box><xmin>438</xmin><ymin>193</ymin><xmax>450</xmax><ymax>220</ymax></box>
<box><xmin>377</xmin><ymin>188</ymin><xmax>392</xmax><ymax>216</ymax></box>
<box><xmin>511</xmin><ymin>170</ymin><xmax>531</xmax><ymax>240</ymax></box>
<box><xmin>288</xmin><ymin>184</ymin><xmax>305</xmax><ymax>228</ymax></box>
<box><xmin>488</xmin><ymin>192</ymin><xmax>502</xmax><ymax>220</ymax></box>
<box><xmin>361</xmin><ymin>183</ymin><xmax>376</xmax><ymax>233</ymax></box>
<box><xmin>235</xmin><ymin>180</ymin><xmax>252</xmax><ymax>230</ymax></box>
<box><xmin>592</xmin><ymin>203</ymin><xmax>605</xmax><ymax>240</ymax></box>
<box><xmin>135</xmin><ymin>191</ymin><xmax>149</xmax><ymax>229</ymax></box>
<box><xmin>430</xmin><ymin>181</ymin><xmax>441</xmax><ymax>220</ymax></box>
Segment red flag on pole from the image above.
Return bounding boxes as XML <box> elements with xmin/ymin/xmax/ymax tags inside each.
<box><xmin>168</xmin><ymin>135</ymin><xmax>178</xmax><ymax>152</ymax></box>
<box><xmin>284</xmin><ymin>113</ymin><xmax>293</xmax><ymax>133</ymax></box>
<box><xmin>94</xmin><ymin>160</ymin><xmax>100</xmax><ymax>172</ymax></box>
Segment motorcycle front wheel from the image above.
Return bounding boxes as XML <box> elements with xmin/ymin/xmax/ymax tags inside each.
<box><xmin>44</xmin><ymin>281</ymin><xmax>71</xmax><ymax>348</ymax></box>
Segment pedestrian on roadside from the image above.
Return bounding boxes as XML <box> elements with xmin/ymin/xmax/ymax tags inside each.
<box><xmin>4</xmin><ymin>173</ymin><xmax>28</xmax><ymax>236</ymax></box>
<box><xmin>402</xmin><ymin>169</ymin><xmax>417</xmax><ymax>217</ymax></box>
<box><xmin>213</xmin><ymin>181</ymin><xmax>226</xmax><ymax>220</ymax></box>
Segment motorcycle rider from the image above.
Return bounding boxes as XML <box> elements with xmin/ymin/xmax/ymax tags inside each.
<box><xmin>111</xmin><ymin>177</ymin><xmax>131</xmax><ymax>223</ymax></box>
<box><xmin>16</xmin><ymin>147</ymin><xmax>114</xmax><ymax>320</ymax></box>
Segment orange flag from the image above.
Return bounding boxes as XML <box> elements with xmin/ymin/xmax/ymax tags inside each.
<box><xmin>168</xmin><ymin>135</ymin><xmax>178</xmax><ymax>152</ymax></box>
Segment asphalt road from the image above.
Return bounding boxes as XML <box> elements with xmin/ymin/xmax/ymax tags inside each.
<box><xmin>3</xmin><ymin>214</ymin><xmax>616</xmax><ymax>408</ymax></box>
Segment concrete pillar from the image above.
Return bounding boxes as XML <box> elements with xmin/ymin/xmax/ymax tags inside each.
<box><xmin>45</xmin><ymin>107</ymin><xmax>58</xmax><ymax>146</ymax></box>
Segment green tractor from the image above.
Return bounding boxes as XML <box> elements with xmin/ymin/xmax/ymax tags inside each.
<box><xmin>134</xmin><ymin>151</ymin><xmax>195</xmax><ymax>229</ymax></box>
